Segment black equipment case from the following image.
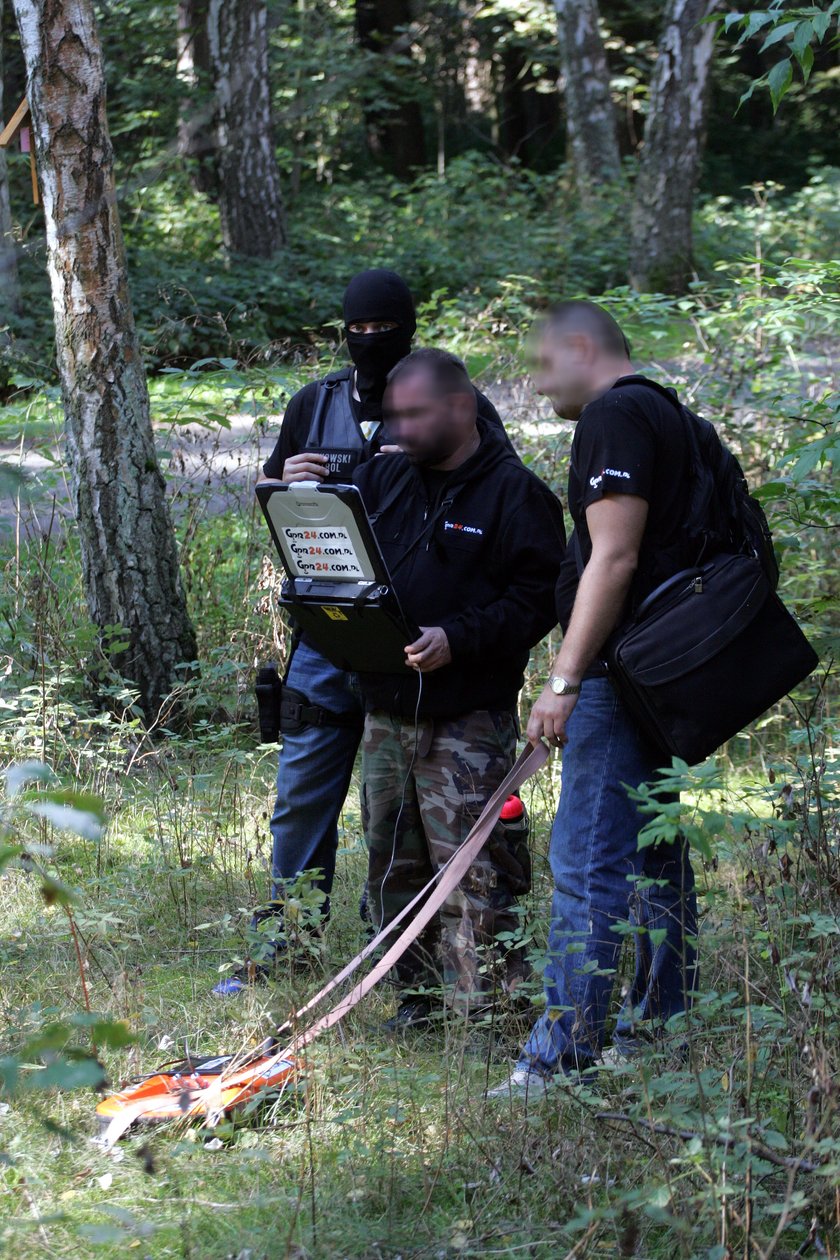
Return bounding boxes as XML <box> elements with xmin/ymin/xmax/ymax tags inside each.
<box><xmin>608</xmin><ymin>553</ymin><xmax>818</xmax><ymax>765</ymax></box>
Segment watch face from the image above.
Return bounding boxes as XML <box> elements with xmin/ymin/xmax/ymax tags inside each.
<box><xmin>551</xmin><ymin>676</ymin><xmax>578</xmax><ymax>696</ymax></box>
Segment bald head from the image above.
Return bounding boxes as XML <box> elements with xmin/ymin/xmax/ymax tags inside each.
<box><xmin>546</xmin><ymin>301</ymin><xmax>631</xmax><ymax>358</ymax></box>
<box><xmin>534</xmin><ymin>300</ymin><xmax>633</xmax><ymax>420</ymax></box>
<box><xmin>387</xmin><ymin>347</ymin><xmax>475</xmax><ymax>402</ymax></box>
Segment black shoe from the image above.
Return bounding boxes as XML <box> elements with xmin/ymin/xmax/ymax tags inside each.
<box><xmin>382</xmin><ymin>996</ymin><xmax>435</xmax><ymax>1033</ymax></box>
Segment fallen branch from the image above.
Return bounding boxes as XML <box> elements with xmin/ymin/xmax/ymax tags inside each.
<box><xmin>595</xmin><ymin>1112</ymin><xmax>823</xmax><ymax>1174</ymax></box>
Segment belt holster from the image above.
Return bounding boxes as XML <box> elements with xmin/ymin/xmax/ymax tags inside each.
<box><xmin>279</xmin><ymin>685</ymin><xmax>362</xmax><ymax>734</ymax></box>
<box><xmin>256</xmin><ymin>662</ymin><xmax>362</xmax><ymax>741</ymax></box>
<box><xmin>255</xmin><ymin>664</ymin><xmax>283</xmax><ymax>743</ymax></box>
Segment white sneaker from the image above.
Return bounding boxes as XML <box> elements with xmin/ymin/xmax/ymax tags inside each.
<box><xmin>484</xmin><ymin>1067</ymin><xmax>556</xmax><ymax>1101</ymax></box>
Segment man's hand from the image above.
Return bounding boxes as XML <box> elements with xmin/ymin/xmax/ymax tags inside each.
<box><xmin>526</xmin><ymin>684</ymin><xmax>579</xmax><ymax>748</ymax></box>
<box><xmin>405</xmin><ymin>627</ymin><xmax>452</xmax><ymax>673</ymax></box>
<box><xmin>377</xmin><ymin>444</ymin><xmax>403</xmax><ymax>456</ymax></box>
<box><xmin>282</xmin><ymin>452</ymin><xmax>328</xmax><ymax>482</ymax></box>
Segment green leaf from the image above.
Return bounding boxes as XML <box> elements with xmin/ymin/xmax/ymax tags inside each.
<box><xmin>38</xmin><ymin>873</ymin><xmax>78</xmax><ymax>907</ymax></box>
<box><xmin>759</xmin><ymin>20</ymin><xmax>798</xmax><ymax>52</ymax></box>
<box><xmin>26</xmin><ymin>1056</ymin><xmax>105</xmax><ymax>1091</ymax></box>
<box><xmin>0</xmin><ymin>463</ymin><xmax>30</xmax><ymax>499</ymax></box>
<box><xmin>4</xmin><ymin>762</ymin><xmax>56</xmax><ymax>799</ymax></box>
<box><xmin>811</xmin><ymin>10</ymin><xmax>832</xmax><ymax>40</ymax></box>
<box><xmin>796</xmin><ymin>41</ymin><xmax>815</xmax><ymax>80</ymax></box>
<box><xmin>0</xmin><ymin>844</ymin><xmax>21</xmax><ymax>872</ymax></box>
<box><xmin>24</xmin><ymin>789</ymin><xmax>107</xmax><ymax>841</ymax></box>
<box><xmin>207</xmin><ymin>411</ymin><xmax>232</xmax><ymax>429</ymax></box>
<box><xmin>744</xmin><ymin>11</ymin><xmax>776</xmax><ymax>39</ymax></box>
<box><xmin>0</xmin><ymin>1056</ymin><xmax>20</xmax><ymax>1092</ymax></box>
<box><xmin>87</xmin><ymin>1019</ymin><xmax>136</xmax><ymax>1049</ymax></box>
<box><xmin>759</xmin><ymin>1127</ymin><xmax>789</xmax><ymax>1150</ymax></box>
<box><xmin>768</xmin><ymin>57</ymin><xmax>793</xmax><ymax>110</ymax></box>
<box><xmin>791</xmin><ymin>19</ymin><xmax>814</xmax><ymax>58</ymax></box>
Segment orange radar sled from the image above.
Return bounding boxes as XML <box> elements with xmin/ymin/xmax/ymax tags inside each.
<box><xmin>95</xmin><ymin>1043</ymin><xmax>297</xmax><ymax>1143</ymax></box>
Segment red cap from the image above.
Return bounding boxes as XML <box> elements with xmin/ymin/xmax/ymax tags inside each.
<box><xmin>500</xmin><ymin>794</ymin><xmax>525</xmax><ymax>821</ymax></box>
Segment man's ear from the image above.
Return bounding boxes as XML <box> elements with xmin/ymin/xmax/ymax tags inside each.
<box><xmin>568</xmin><ymin>332</ymin><xmax>596</xmax><ymax>363</ymax></box>
<box><xmin>451</xmin><ymin>391</ymin><xmax>478</xmax><ymax>427</ymax></box>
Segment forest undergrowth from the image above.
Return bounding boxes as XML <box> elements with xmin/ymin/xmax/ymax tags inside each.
<box><xmin>0</xmin><ymin>216</ymin><xmax>838</xmax><ymax>1257</ymax></box>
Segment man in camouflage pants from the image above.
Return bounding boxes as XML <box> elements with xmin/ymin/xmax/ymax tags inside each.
<box><xmin>363</xmin><ymin>710</ymin><xmax>521</xmax><ymax>1016</ymax></box>
<box><xmin>353</xmin><ymin>350</ymin><xmax>565</xmax><ymax>1027</ymax></box>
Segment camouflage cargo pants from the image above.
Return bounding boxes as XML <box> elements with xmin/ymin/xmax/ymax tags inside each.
<box><xmin>362</xmin><ymin>708</ymin><xmax>527</xmax><ymax>1014</ymax></box>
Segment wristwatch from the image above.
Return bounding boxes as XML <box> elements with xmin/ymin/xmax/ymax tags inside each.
<box><xmin>549</xmin><ymin>674</ymin><xmax>581</xmax><ymax>696</ymax></box>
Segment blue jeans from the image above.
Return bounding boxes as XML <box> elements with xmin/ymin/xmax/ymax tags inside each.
<box><xmin>267</xmin><ymin>639</ymin><xmax>363</xmax><ymax>918</ymax></box>
<box><xmin>520</xmin><ymin>677</ymin><xmax>698</xmax><ymax>1077</ymax></box>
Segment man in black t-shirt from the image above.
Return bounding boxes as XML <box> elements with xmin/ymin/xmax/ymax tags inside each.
<box><xmin>488</xmin><ymin>300</ymin><xmax>699</xmax><ymax>1097</ymax></box>
<box><xmin>213</xmin><ymin>269</ymin><xmax>505</xmax><ymax>996</ymax></box>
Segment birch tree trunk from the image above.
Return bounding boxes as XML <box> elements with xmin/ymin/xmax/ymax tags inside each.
<box><xmin>176</xmin><ymin>0</ymin><xmax>217</xmax><ymax>195</ymax></box>
<box><xmin>208</xmin><ymin>0</ymin><xmax>285</xmax><ymax>257</ymax></box>
<box><xmin>0</xmin><ymin>0</ymin><xmax>21</xmax><ymax>328</ymax></box>
<box><xmin>629</xmin><ymin>0</ymin><xmax>719</xmax><ymax>293</ymax></box>
<box><xmin>12</xmin><ymin>0</ymin><xmax>198</xmax><ymax>721</ymax></box>
<box><xmin>553</xmin><ymin>0</ymin><xmax>621</xmax><ymax>196</ymax></box>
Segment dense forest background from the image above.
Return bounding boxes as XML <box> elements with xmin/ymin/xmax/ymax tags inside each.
<box><xmin>0</xmin><ymin>0</ymin><xmax>839</xmax><ymax>377</ymax></box>
<box><xmin>0</xmin><ymin>1</ymin><xmax>838</xmax><ymax>1257</ymax></box>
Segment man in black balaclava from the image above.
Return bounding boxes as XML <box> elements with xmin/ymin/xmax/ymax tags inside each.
<box><xmin>343</xmin><ymin>268</ymin><xmax>415</xmax><ymax>419</ymax></box>
<box><xmin>213</xmin><ymin>268</ymin><xmax>507</xmax><ymax>995</ymax></box>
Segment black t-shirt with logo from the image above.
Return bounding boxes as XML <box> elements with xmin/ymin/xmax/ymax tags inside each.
<box><xmin>555</xmin><ymin>375</ymin><xmax>691</xmax><ymax>633</ymax></box>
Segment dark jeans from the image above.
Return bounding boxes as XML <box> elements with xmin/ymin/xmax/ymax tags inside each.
<box><xmin>266</xmin><ymin>639</ymin><xmax>363</xmax><ymax>919</ymax></box>
<box><xmin>519</xmin><ymin>677</ymin><xmax>698</xmax><ymax>1077</ymax></box>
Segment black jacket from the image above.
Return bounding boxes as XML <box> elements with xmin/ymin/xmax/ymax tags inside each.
<box><xmin>353</xmin><ymin>423</ymin><xmax>566</xmax><ymax>717</ymax></box>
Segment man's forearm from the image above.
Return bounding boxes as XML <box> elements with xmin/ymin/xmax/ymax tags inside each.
<box><xmin>551</xmin><ymin>553</ymin><xmax>637</xmax><ymax>681</ymax></box>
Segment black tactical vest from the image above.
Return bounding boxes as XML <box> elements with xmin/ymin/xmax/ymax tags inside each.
<box><xmin>305</xmin><ymin>369</ymin><xmax>380</xmax><ymax>483</ymax></box>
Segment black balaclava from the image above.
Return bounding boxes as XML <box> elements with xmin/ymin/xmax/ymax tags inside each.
<box><xmin>343</xmin><ymin>269</ymin><xmax>416</xmax><ymax>418</ymax></box>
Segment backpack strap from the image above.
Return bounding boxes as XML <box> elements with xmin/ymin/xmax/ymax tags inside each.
<box><xmin>572</xmin><ymin>530</ymin><xmax>585</xmax><ymax>578</ymax></box>
<box><xmin>609</xmin><ymin>374</ymin><xmax>717</xmax><ymax>563</ymax></box>
<box><xmin>610</xmin><ymin>373</ymin><xmax>682</xmax><ymax>411</ymax></box>
<box><xmin>367</xmin><ymin>463</ymin><xmax>414</xmax><ymax>528</ymax></box>
<box><xmin>388</xmin><ymin>491</ymin><xmax>458</xmax><ymax>581</ymax></box>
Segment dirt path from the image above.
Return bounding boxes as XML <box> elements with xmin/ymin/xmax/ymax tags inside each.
<box><xmin>0</xmin><ymin>380</ymin><xmax>547</xmax><ymax>536</ymax></box>
<box><xmin>3</xmin><ymin>350</ymin><xmax>836</xmax><ymax>539</ymax></box>
<box><xmin>0</xmin><ymin>413</ymin><xmax>280</xmax><ymax>537</ymax></box>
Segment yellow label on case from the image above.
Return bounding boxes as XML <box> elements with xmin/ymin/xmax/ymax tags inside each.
<box><xmin>322</xmin><ymin>607</ymin><xmax>348</xmax><ymax>622</ymax></box>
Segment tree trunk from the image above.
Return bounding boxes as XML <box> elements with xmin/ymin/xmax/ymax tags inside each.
<box><xmin>12</xmin><ymin>0</ymin><xmax>198</xmax><ymax>722</ymax></box>
<box><xmin>208</xmin><ymin>0</ymin><xmax>285</xmax><ymax>256</ymax></box>
<box><xmin>176</xmin><ymin>0</ymin><xmax>217</xmax><ymax>195</ymax></box>
<box><xmin>355</xmin><ymin>0</ymin><xmax>426</xmax><ymax>178</ymax></box>
<box><xmin>553</xmin><ymin>0</ymin><xmax>621</xmax><ymax>194</ymax></box>
<box><xmin>0</xmin><ymin>0</ymin><xmax>21</xmax><ymax>329</ymax></box>
<box><xmin>629</xmin><ymin>0</ymin><xmax>719</xmax><ymax>293</ymax></box>
<box><xmin>494</xmin><ymin>35</ymin><xmax>561</xmax><ymax>169</ymax></box>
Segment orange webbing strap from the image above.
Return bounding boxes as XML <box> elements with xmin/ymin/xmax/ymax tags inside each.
<box><xmin>283</xmin><ymin>739</ymin><xmax>548</xmax><ymax>1054</ymax></box>
<box><xmin>99</xmin><ymin>741</ymin><xmax>548</xmax><ymax>1147</ymax></box>
<box><xmin>279</xmin><ymin>739</ymin><xmax>550</xmax><ymax>1041</ymax></box>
